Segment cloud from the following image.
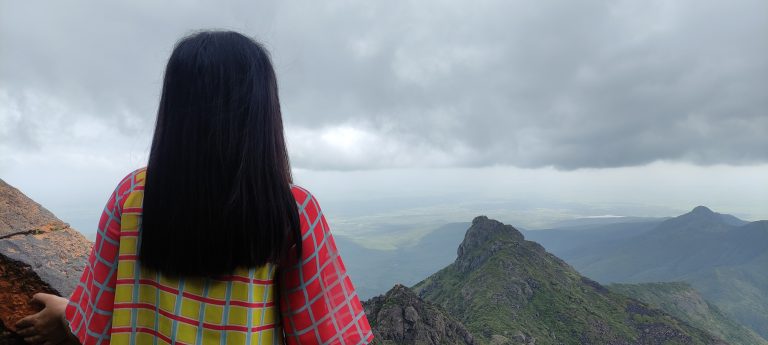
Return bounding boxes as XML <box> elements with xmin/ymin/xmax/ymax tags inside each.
<box><xmin>1</xmin><ymin>0</ymin><xmax>766</xmax><ymax>170</ymax></box>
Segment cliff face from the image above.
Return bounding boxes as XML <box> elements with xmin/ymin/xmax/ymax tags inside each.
<box><xmin>0</xmin><ymin>179</ymin><xmax>91</xmax><ymax>343</ymax></box>
<box><xmin>364</xmin><ymin>284</ymin><xmax>475</xmax><ymax>345</ymax></box>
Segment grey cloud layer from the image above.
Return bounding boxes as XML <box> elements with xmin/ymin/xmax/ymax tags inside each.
<box><xmin>1</xmin><ymin>0</ymin><xmax>766</xmax><ymax>170</ymax></box>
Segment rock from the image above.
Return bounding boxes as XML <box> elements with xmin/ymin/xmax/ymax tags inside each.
<box><xmin>0</xmin><ymin>179</ymin><xmax>91</xmax><ymax>343</ymax></box>
<box><xmin>364</xmin><ymin>284</ymin><xmax>475</xmax><ymax>345</ymax></box>
<box><xmin>455</xmin><ymin>216</ymin><xmax>524</xmax><ymax>274</ymax></box>
<box><xmin>0</xmin><ymin>228</ymin><xmax>90</xmax><ymax>298</ymax></box>
<box><xmin>0</xmin><ymin>179</ymin><xmax>67</xmax><ymax>238</ymax></box>
<box><xmin>489</xmin><ymin>334</ymin><xmax>509</xmax><ymax>344</ymax></box>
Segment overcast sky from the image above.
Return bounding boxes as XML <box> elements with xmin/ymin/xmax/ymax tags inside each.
<box><xmin>1</xmin><ymin>0</ymin><xmax>766</xmax><ymax>239</ymax></box>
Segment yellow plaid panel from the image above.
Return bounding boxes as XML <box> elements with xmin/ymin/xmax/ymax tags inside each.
<box><xmin>111</xmin><ymin>176</ymin><xmax>283</xmax><ymax>344</ymax></box>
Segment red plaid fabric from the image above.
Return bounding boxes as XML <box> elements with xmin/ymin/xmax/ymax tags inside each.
<box><xmin>65</xmin><ymin>170</ymin><xmax>140</xmax><ymax>344</ymax></box>
<box><xmin>64</xmin><ymin>169</ymin><xmax>373</xmax><ymax>344</ymax></box>
<box><xmin>279</xmin><ymin>186</ymin><xmax>373</xmax><ymax>345</ymax></box>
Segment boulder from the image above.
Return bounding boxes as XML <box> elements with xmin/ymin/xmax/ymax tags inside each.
<box><xmin>0</xmin><ymin>179</ymin><xmax>91</xmax><ymax>343</ymax></box>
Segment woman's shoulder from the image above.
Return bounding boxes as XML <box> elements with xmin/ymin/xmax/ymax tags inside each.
<box><xmin>117</xmin><ymin>167</ymin><xmax>147</xmax><ymax>187</ymax></box>
<box><xmin>289</xmin><ymin>183</ymin><xmax>311</xmax><ymax>201</ymax></box>
<box><xmin>289</xmin><ymin>184</ymin><xmax>323</xmax><ymax>212</ymax></box>
<box><xmin>110</xmin><ymin>168</ymin><xmax>147</xmax><ymax>209</ymax></box>
<box><xmin>115</xmin><ymin>167</ymin><xmax>147</xmax><ymax>191</ymax></box>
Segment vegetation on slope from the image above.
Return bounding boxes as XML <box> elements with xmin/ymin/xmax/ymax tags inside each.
<box><xmin>610</xmin><ymin>282</ymin><xmax>768</xmax><ymax>345</ymax></box>
<box><xmin>535</xmin><ymin>207</ymin><xmax>768</xmax><ymax>339</ymax></box>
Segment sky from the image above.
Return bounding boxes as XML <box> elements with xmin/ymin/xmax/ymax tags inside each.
<box><xmin>1</xmin><ymin>0</ymin><xmax>766</xmax><ymax>241</ymax></box>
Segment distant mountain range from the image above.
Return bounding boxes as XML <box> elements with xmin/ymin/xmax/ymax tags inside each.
<box><xmin>368</xmin><ymin>216</ymin><xmax>731</xmax><ymax>344</ymax></box>
<box><xmin>526</xmin><ymin>206</ymin><xmax>768</xmax><ymax>340</ymax></box>
<box><xmin>546</xmin><ymin>216</ymin><xmax>670</xmax><ymax>229</ymax></box>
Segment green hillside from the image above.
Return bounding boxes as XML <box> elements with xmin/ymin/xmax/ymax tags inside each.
<box><xmin>412</xmin><ymin>216</ymin><xmax>728</xmax><ymax>345</ymax></box>
<box><xmin>540</xmin><ymin>207</ymin><xmax>768</xmax><ymax>339</ymax></box>
<box><xmin>610</xmin><ymin>282</ymin><xmax>768</xmax><ymax>345</ymax></box>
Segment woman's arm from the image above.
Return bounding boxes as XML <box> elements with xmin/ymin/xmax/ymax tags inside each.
<box><xmin>64</xmin><ymin>170</ymin><xmax>143</xmax><ymax>344</ymax></box>
<box><xmin>279</xmin><ymin>186</ymin><xmax>374</xmax><ymax>345</ymax></box>
<box><xmin>14</xmin><ymin>293</ymin><xmax>79</xmax><ymax>345</ymax></box>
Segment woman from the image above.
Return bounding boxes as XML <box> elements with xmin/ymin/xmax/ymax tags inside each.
<box><xmin>15</xmin><ymin>30</ymin><xmax>373</xmax><ymax>345</ymax></box>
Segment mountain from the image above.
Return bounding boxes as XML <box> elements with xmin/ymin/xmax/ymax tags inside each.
<box><xmin>523</xmin><ymin>219</ymin><xmax>663</xmax><ymax>259</ymax></box>
<box><xmin>336</xmin><ymin>222</ymin><xmax>470</xmax><ymax>299</ymax></box>
<box><xmin>610</xmin><ymin>282</ymin><xmax>768</xmax><ymax>345</ymax></box>
<box><xmin>532</xmin><ymin>206</ymin><xmax>768</xmax><ymax>339</ymax></box>
<box><xmin>364</xmin><ymin>284</ymin><xmax>475</xmax><ymax>345</ymax></box>
<box><xmin>406</xmin><ymin>216</ymin><xmax>728</xmax><ymax>345</ymax></box>
<box><xmin>0</xmin><ymin>179</ymin><xmax>91</xmax><ymax>343</ymax></box>
<box><xmin>547</xmin><ymin>216</ymin><xmax>667</xmax><ymax>229</ymax></box>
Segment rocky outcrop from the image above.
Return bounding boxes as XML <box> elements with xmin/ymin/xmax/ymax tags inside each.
<box><xmin>364</xmin><ymin>284</ymin><xmax>475</xmax><ymax>345</ymax></box>
<box><xmin>0</xmin><ymin>179</ymin><xmax>91</xmax><ymax>343</ymax></box>
<box><xmin>455</xmin><ymin>216</ymin><xmax>524</xmax><ymax>274</ymax></box>
<box><xmin>0</xmin><ymin>227</ymin><xmax>90</xmax><ymax>298</ymax></box>
<box><xmin>0</xmin><ymin>179</ymin><xmax>67</xmax><ymax>238</ymax></box>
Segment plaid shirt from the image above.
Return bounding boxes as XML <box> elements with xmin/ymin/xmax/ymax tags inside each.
<box><xmin>65</xmin><ymin>168</ymin><xmax>373</xmax><ymax>344</ymax></box>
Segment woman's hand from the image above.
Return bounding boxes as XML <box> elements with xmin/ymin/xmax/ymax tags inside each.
<box><xmin>14</xmin><ymin>293</ymin><xmax>72</xmax><ymax>345</ymax></box>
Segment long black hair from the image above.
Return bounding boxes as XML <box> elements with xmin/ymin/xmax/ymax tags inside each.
<box><xmin>140</xmin><ymin>31</ymin><xmax>301</xmax><ymax>277</ymax></box>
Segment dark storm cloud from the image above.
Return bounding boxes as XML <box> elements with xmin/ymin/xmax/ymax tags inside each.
<box><xmin>1</xmin><ymin>0</ymin><xmax>766</xmax><ymax>170</ymax></box>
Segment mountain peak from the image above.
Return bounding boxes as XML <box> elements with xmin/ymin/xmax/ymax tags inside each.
<box><xmin>459</xmin><ymin>216</ymin><xmax>522</xmax><ymax>255</ymax></box>
<box><xmin>449</xmin><ymin>217</ymin><xmax>560</xmax><ymax>281</ymax></box>
<box><xmin>471</xmin><ymin>215</ymin><xmax>489</xmax><ymax>225</ymax></box>
<box><xmin>691</xmin><ymin>206</ymin><xmax>715</xmax><ymax>215</ymax></box>
<box><xmin>662</xmin><ymin>206</ymin><xmax>748</xmax><ymax>231</ymax></box>
<box><xmin>456</xmin><ymin>216</ymin><xmax>526</xmax><ymax>274</ymax></box>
